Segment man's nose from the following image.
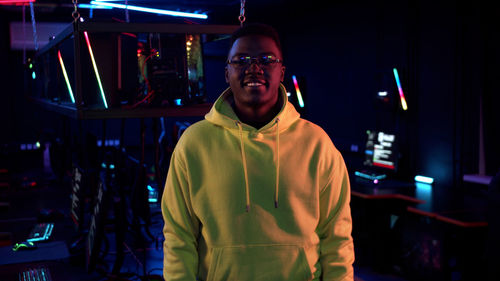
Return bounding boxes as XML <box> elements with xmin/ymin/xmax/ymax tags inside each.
<box><xmin>245</xmin><ymin>61</ymin><xmax>264</xmax><ymax>73</ymax></box>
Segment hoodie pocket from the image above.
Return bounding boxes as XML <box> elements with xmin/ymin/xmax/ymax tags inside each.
<box><xmin>206</xmin><ymin>244</ymin><xmax>313</xmax><ymax>281</ymax></box>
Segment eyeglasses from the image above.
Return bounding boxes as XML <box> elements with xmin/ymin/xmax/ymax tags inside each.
<box><xmin>227</xmin><ymin>55</ymin><xmax>282</xmax><ymax>68</ymax></box>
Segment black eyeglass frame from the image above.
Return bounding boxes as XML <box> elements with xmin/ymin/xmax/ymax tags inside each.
<box><xmin>227</xmin><ymin>55</ymin><xmax>283</xmax><ymax>67</ymax></box>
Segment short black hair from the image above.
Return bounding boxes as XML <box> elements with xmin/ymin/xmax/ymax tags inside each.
<box><xmin>230</xmin><ymin>23</ymin><xmax>283</xmax><ymax>57</ymax></box>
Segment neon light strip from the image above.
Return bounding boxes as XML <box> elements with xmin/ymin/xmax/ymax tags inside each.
<box><xmin>89</xmin><ymin>1</ymin><xmax>208</xmax><ymax>19</ymax></box>
<box><xmin>78</xmin><ymin>3</ymin><xmax>112</xmax><ymax>9</ymax></box>
<box><xmin>393</xmin><ymin>68</ymin><xmax>408</xmax><ymax>110</ymax></box>
<box><xmin>292</xmin><ymin>75</ymin><xmax>304</xmax><ymax>108</ymax></box>
<box><xmin>27</xmin><ymin>223</ymin><xmax>54</xmax><ymax>242</ymax></box>
<box><xmin>415</xmin><ymin>175</ymin><xmax>434</xmax><ymax>184</ymax></box>
<box><xmin>372</xmin><ymin>162</ymin><xmax>395</xmax><ymax>170</ymax></box>
<box><xmin>57</xmin><ymin>50</ymin><xmax>75</xmax><ymax>103</ymax></box>
<box><xmin>0</xmin><ymin>0</ymin><xmax>35</xmax><ymax>4</ymax></box>
<box><xmin>84</xmin><ymin>31</ymin><xmax>108</xmax><ymax>108</ymax></box>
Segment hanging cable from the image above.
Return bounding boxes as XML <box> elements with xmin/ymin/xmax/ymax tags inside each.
<box><xmin>29</xmin><ymin>1</ymin><xmax>38</xmax><ymax>51</ymax></box>
<box><xmin>22</xmin><ymin>5</ymin><xmax>26</xmax><ymax>63</ymax></box>
<box><xmin>239</xmin><ymin>0</ymin><xmax>246</xmax><ymax>26</ymax></box>
<box><xmin>72</xmin><ymin>0</ymin><xmax>80</xmax><ymax>22</ymax></box>
<box><xmin>125</xmin><ymin>0</ymin><xmax>130</xmax><ymax>22</ymax></box>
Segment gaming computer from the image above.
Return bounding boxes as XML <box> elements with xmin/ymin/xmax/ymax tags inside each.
<box><xmin>30</xmin><ymin>22</ymin><xmax>238</xmax><ymax>112</ymax></box>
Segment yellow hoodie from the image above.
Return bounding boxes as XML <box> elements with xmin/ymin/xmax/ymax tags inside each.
<box><xmin>162</xmin><ymin>85</ymin><xmax>354</xmax><ymax>281</ymax></box>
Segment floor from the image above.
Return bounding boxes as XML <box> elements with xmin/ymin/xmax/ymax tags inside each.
<box><xmin>0</xmin><ymin>152</ymin><xmax>408</xmax><ymax>281</ymax></box>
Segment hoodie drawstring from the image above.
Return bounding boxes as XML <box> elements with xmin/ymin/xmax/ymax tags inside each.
<box><xmin>275</xmin><ymin>118</ymin><xmax>280</xmax><ymax>208</ymax></box>
<box><xmin>236</xmin><ymin>121</ymin><xmax>251</xmax><ymax>212</ymax></box>
<box><xmin>236</xmin><ymin>118</ymin><xmax>281</xmax><ymax>212</ymax></box>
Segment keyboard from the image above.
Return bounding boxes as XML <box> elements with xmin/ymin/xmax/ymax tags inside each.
<box><xmin>27</xmin><ymin>223</ymin><xmax>54</xmax><ymax>242</ymax></box>
<box><xmin>19</xmin><ymin>267</ymin><xmax>53</xmax><ymax>281</ymax></box>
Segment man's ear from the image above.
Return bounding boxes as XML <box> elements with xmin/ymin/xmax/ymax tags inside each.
<box><xmin>280</xmin><ymin>66</ymin><xmax>286</xmax><ymax>82</ymax></box>
<box><xmin>225</xmin><ymin>66</ymin><xmax>230</xmax><ymax>83</ymax></box>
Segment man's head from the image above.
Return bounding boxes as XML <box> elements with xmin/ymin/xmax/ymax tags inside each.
<box><xmin>225</xmin><ymin>23</ymin><xmax>286</xmax><ymax>112</ymax></box>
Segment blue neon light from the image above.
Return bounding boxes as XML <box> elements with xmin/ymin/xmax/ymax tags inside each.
<box><xmin>414</xmin><ymin>175</ymin><xmax>434</xmax><ymax>184</ymax></box>
<box><xmin>78</xmin><ymin>3</ymin><xmax>112</xmax><ymax>9</ymax></box>
<box><xmin>89</xmin><ymin>1</ymin><xmax>208</xmax><ymax>19</ymax></box>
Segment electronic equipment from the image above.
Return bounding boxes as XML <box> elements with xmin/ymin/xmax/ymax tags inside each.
<box><xmin>70</xmin><ymin>165</ymin><xmax>85</xmax><ymax>232</ymax></box>
<box><xmin>33</xmin><ymin>22</ymin><xmax>215</xmax><ymax>109</ymax></box>
<box><xmin>18</xmin><ymin>267</ymin><xmax>52</xmax><ymax>281</ymax></box>
<box><xmin>356</xmin><ymin>130</ymin><xmax>399</xmax><ymax>182</ymax></box>
<box><xmin>86</xmin><ymin>174</ymin><xmax>108</xmax><ymax>272</ymax></box>
<box><xmin>26</xmin><ymin>223</ymin><xmax>54</xmax><ymax>243</ymax></box>
<box><xmin>364</xmin><ymin>130</ymin><xmax>398</xmax><ymax>170</ymax></box>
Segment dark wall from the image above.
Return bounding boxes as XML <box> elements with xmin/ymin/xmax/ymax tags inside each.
<box><xmin>251</xmin><ymin>0</ymin><xmax>499</xmax><ymax>185</ymax></box>
<box><xmin>1</xmin><ymin>1</ymin><xmax>498</xmax><ymax>186</ymax></box>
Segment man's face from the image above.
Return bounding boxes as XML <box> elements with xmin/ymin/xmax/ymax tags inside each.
<box><xmin>225</xmin><ymin>35</ymin><xmax>285</xmax><ymax>109</ymax></box>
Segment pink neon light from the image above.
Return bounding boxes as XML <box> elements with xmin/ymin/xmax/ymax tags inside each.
<box><xmin>0</xmin><ymin>0</ymin><xmax>34</xmax><ymax>5</ymax></box>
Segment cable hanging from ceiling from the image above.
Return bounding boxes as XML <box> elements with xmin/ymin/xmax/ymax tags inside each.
<box><xmin>72</xmin><ymin>0</ymin><xmax>80</xmax><ymax>22</ymax></box>
<box><xmin>239</xmin><ymin>0</ymin><xmax>246</xmax><ymax>26</ymax></box>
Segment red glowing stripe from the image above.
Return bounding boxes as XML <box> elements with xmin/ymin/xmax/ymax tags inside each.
<box><xmin>0</xmin><ymin>0</ymin><xmax>34</xmax><ymax>4</ymax></box>
<box><xmin>373</xmin><ymin>162</ymin><xmax>395</xmax><ymax>170</ymax></box>
<box><xmin>83</xmin><ymin>31</ymin><xmax>108</xmax><ymax>108</ymax></box>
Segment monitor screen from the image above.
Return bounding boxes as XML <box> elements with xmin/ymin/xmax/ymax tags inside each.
<box><xmin>363</xmin><ymin>130</ymin><xmax>398</xmax><ymax>171</ymax></box>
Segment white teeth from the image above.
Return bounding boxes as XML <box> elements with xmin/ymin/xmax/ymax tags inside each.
<box><xmin>246</xmin><ymin>82</ymin><xmax>263</xmax><ymax>87</ymax></box>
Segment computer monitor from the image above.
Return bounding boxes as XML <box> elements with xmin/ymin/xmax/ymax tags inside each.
<box><xmin>363</xmin><ymin>130</ymin><xmax>398</xmax><ymax>172</ymax></box>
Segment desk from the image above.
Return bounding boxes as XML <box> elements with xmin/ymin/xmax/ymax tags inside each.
<box><xmin>350</xmin><ymin>176</ymin><xmax>423</xmax><ymax>272</ymax></box>
<box><xmin>407</xmin><ymin>183</ymin><xmax>488</xmax><ymax>228</ymax></box>
<box><xmin>351</xmin><ymin>177</ymin><xmax>424</xmax><ymax>204</ymax></box>
<box><xmin>350</xmin><ymin>175</ymin><xmax>489</xmax><ymax>280</ymax></box>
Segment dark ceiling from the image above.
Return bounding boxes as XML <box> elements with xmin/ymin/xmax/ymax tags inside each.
<box><xmin>0</xmin><ymin>0</ymin><xmax>293</xmax><ymax>25</ymax></box>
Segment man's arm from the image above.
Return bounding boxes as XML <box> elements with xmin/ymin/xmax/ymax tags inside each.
<box><xmin>317</xmin><ymin>152</ymin><xmax>355</xmax><ymax>280</ymax></box>
<box><xmin>162</xmin><ymin>150</ymin><xmax>200</xmax><ymax>280</ymax></box>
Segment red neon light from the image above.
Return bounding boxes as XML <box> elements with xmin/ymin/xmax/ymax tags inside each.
<box><xmin>373</xmin><ymin>162</ymin><xmax>395</xmax><ymax>170</ymax></box>
<box><xmin>0</xmin><ymin>0</ymin><xmax>35</xmax><ymax>5</ymax></box>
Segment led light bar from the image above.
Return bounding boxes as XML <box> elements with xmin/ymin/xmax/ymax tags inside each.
<box><xmin>89</xmin><ymin>1</ymin><xmax>208</xmax><ymax>19</ymax></box>
<box><xmin>292</xmin><ymin>75</ymin><xmax>305</xmax><ymax>108</ymax></box>
<box><xmin>57</xmin><ymin>50</ymin><xmax>75</xmax><ymax>103</ymax></box>
<box><xmin>354</xmin><ymin>170</ymin><xmax>387</xmax><ymax>181</ymax></box>
<box><xmin>414</xmin><ymin>175</ymin><xmax>434</xmax><ymax>184</ymax></box>
<box><xmin>78</xmin><ymin>3</ymin><xmax>113</xmax><ymax>9</ymax></box>
<box><xmin>83</xmin><ymin>31</ymin><xmax>108</xmax><ymax>109</ymax></box>
<box><xmin>0</xmin><ymin>0</ymin><xmax>35</xmax><ymax>5</ymax></box>
<box><xmin>393</xmin><ymin>68</ymin><xmax>408</xmax><ymax>110</ymax></box>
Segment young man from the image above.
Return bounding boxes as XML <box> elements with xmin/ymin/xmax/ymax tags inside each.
<box><xmin>162</xmin><ymin>23</ymin><xmax>354</xmax><ymax>281</ymax></box>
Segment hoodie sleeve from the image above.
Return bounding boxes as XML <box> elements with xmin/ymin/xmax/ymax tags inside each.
<box><xmin>317</xmin><ymin>151</ymin><xmax>355</xmax><ymax>280</ymax></box>
<box><xmin>162</xmin><ymin>149</ymin><xmax>200</xmax><ymax>281</ymax></box>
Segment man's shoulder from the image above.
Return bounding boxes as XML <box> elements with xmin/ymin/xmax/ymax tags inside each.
<box><xmin>294</xmin><ymin>118</ymin><xmax>341</xmax><ymax>153</ymax></box>
<box><xmin>295</xmin><ymin>118</ymin><xmax>331</xmax><ymax>139</ymax></box>
<box><xmin>178</xmin><ymin>119</ymin><xmax>210</xmax><ymax>137</ymax></box>
<box><xmin>175</xmin><ymin>119</ymin><xmax>216</xmax><ymax>146</ymax></box>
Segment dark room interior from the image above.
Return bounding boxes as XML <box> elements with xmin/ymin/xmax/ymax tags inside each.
<box><xmin>1</xmin><ymin>0</ymin><xmax>499</xmax><ymax>280</ymax></box>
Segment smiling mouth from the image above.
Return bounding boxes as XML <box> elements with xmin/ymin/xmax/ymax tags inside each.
<box><xmin>243</xmin><ymin>80</ymin><xmax>267</xmax><ymax>87</ymax></box>
<box><xmin>245</xmin><ymin>82</ymin><xmax>264</xmax><ymax>87</ymax></box>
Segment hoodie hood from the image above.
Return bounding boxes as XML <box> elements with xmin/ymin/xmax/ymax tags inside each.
<box><xmin>205</xmin><ymin>83</ymin><xmax>300</xmax><ymax>211</ymax></box>
<box><xmin>205</xmin><ymin>83</ymin><xmax>300</xmax><ymax>133</ymax></box>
